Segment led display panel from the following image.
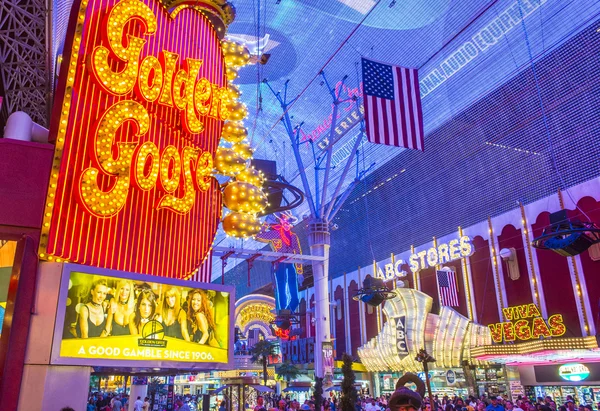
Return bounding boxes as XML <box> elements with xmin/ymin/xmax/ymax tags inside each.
<box><xmin>51</xmin><ymin>264</ymin><xmax>234</xmax><ymax>369</ymax></box>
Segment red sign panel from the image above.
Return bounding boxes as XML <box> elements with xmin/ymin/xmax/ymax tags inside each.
<box><xmin>40</xmin><ymin>0</ymin><xmax>228</xmax><ymax>278</ymax></box>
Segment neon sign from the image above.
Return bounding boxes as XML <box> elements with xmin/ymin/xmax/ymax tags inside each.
<box><xmin>40</xmin><ymin>0</ymin><xmax>228</xmax><ymax>277</ymax></box>
<box><xmin>409</xmin><ymin>236</ymin><xmax>473</xmax><ymax>272</ymax></box>
<box><xmin>488</xmin><ymin>304</ymin><xmax>566</xmax><ymax>343</ymax></box>
<box><xmin>238</xmin><ymin>303</ymin><xmax>276</xmax><ymax>329</ymax></box>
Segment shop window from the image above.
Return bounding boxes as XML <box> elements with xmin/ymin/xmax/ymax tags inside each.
<box><xmin>0</xmin><ymin>240</ymin><xmax>17</xmax><ymax>341</ymax></box>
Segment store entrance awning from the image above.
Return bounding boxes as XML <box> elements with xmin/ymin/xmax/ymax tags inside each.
<box><xmin>250</xmin><ymin>385</ymin><xmax>274</xmax><ymax>393</ymax></box>
<box><xmin>283</xmin><ymin>386</ymin><xmax>311</xmax><ymax>392</ymax></box>
<box><xmin>325</xmin><ymin>386</ymin><xmax>341</xmax><ymax>392</ymax></box>
<box><xmin>210</xmin><ymin>385</ymin><xmax>231</xmax><ymax>395</ymax></box>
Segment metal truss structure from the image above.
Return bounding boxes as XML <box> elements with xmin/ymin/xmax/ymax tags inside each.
<box><xmin>263</xmin><ymin>72</ymin><xmax>369</xmax><ymax>379</ymax></box>
<box><xmin>0</xmin><ymin>0</ymin><xmax>49</xmax><ymax>130</ymax></box>
<box><xmin>212</xmin><ymin>245</ymin><xmax>326</xmax><ymax>263</ymax></box>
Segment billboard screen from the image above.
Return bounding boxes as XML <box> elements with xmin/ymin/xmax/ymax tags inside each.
<box><xmin>51</xmin><ymin>264</ymin><xmax>233</xmax><ymax>369</ymax></box>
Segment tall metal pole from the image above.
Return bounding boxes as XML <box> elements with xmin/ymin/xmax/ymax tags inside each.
<box><xmin>264</xmin><ymin>75</ymin><xmax>363</xmax><ymax>380</ymax></box>
<box><xmin>308</xmin><ymin>219</ymin><xmax>331</xmax><ymax>379</ymax></box>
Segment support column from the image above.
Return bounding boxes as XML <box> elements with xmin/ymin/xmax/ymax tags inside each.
<box><xmin>18</xmin><ymin>364</ymin><xmax>92</xmax><ymax>411</ymax></box>
<box><xmin>308</xmin><ymin>219</ymin><xmax>331</xmax><ymax>379</ymax></box>
<box><xmin>129</xmin><ymin>382</ymin><xmax>149</xmax><ymax>411</ymax></box>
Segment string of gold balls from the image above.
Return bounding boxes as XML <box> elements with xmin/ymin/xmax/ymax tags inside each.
<box><xmin>216</xmin><ymin>40</ymin><xmax>269</xmax><ymax>238</ymax></box>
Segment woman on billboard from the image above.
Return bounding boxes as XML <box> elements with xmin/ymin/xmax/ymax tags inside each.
<box><xmin>104</xmin><ymin>279</ymin><xmax>135</xmax><ymax>336</ymax></box>
<box><xmin>129</xmin><ymin>288</ymin><xmax>158</xmax><ymax>335</ymax></box>
<box><xmin>181</xmin><ymin>289</ymin><xmax>219</xmax><ymax>346</ymax></box>
<box><xmin>157</xmin><ymin>286</ymin><xmax>185</xmax><ymax>339</ymax></box>
<box><xmin>77</xmin><ymin>279</ymin><xmax>109</xmax><ymax>338</ymax></box>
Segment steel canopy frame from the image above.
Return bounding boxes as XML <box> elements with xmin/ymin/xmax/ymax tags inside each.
<box><xmin>212</xmin><ymin>246</ymin><xmax>326</xmax><ymax>263</ymax></box>
<box><xmin>263</xmin><ymin>72</ymin><xmax>366</xmax><ymax>379</ymax></box>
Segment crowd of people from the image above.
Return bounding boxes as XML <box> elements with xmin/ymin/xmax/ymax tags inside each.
<box><xmin>85</xmin><ymin>392</ymin><xmax>151</xmax><ymax>411</ymax></box>
<box><xmin>356</xmin><ymin>394</ymin><xmax>599</xmax><ymax>411</ymax></box>
<box><xmin>248</xmin><ymin>393</ymin><xmax>600</xmax><ymax>411</ymax></box>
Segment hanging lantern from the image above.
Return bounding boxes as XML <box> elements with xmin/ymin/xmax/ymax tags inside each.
<box><xmin>222</xmin><ymin>212</ymin><xmax>261</xmax><ymax>238</ymax></box>
<box><xmin>221</xmin><ymin>121</ymin><xmax>248</xmax><ymax>143</ymax></box>
<box><xmin>232</xmin><ymin>141</ymin><xmax>254</xmax><ymax>160</ymax></box>
<box><xmin>236</xmin><ymin>166</ymin><xmax>264</xmax><ymax>186</ymax></box>
<box><xmin>223</xmin><ymin>181</ymin><xmax>268</xmax><ymax>213</ymax></box>
<box><xmin>214</xmin><ymin>147</ymin><xmax>247</xmax><ymax>176</ymax></box>
<box><xmin>227</xmin><ymin>101</ymin><xmax>248</xmax><ymax>121</ymax></box>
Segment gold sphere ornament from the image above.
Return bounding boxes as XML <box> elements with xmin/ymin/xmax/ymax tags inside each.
<box><xmin>221</xmin><ymin>121</ymin><xmax>248</xmax><ymax>143</ymax></box>
<box><xmin>226</xmin><ymin>66</ymin><xmax>239</xmax><ymax>82</ymax></box>
<box><xmin>222</xmin><ymin>40</ymin><xmax>251</xmax><ymax>68</ymax></box>
<box><xmin>227</xmin><ymin>101</ymin><xmax>248</xmax><ymax>121</ymax></box>
<box><xmin>214</xmin><ymin>147</ymin><xmax>247</xmax><ymax>176</ymax></box>
<box><xmin>236</xmin><ymin>167</ymin><xmax>264</xmax><ymax>186</ymax></box>
<box><xmin>228</xmin><ymin>85</ymin><xmax>241</xmax><ymax>100</ymax></box>
<box><xmin>222</xmin><ymin>212</ymin><xmax>261</xmax><ymax>238</ymax></box>
<box><xmin>232</xmin><ymin>142</ymin><xmax>253</xmax><ymax>160</ymax></box>
<box><xmin>223</xmin><ymin>181</ymin><xmax>268</xmax><ymax>213</ymax></box>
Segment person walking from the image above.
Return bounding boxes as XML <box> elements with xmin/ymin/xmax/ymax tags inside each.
<box><xmin>133</xmin><ymin>396</ymin><xmax>144</xmax><ymax>411</ymax></box>
<box><xmin>112</xmin><ymin>395</ymin><xmax>123</xmax><ymax>411</ymax></box>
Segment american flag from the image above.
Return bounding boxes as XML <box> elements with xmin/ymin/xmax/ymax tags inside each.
<box><xmin>188</xmin><ymin>250</ymin><xmax>213</xmax><ymax>283</ymax></box>
<box><xmin>361</xmin><ymin>57</ymin><xmax>424</xmax><ymax>150</ymax></box>
<box><xmin>436</xmin><ymin>269</ymin><xmax>459</xmax><ymax>307</ymax></box>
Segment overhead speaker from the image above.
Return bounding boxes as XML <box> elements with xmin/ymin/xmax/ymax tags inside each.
<box><xmin>251</xmin><ymin>159</ymin><xmax>304</xmax><ymax>216</ymax></box>
<box><xmin>353</xmin><ymin>276</ymin><xmax>395</xmax><ymax>307</ymax></box>
<box><xmin>532</xmin><ymin>209</ymin><xmax>600</xmax><ymax>257</ymax></box>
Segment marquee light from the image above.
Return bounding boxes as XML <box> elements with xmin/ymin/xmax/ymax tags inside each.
<box><xmin>222</xmin><ymin>212</ymin><xmax>261</xmax><ymax>238</ymax></box>
<box><xmin>488</xmin><ymin>304</ymin><xmax>566</xmax><ymax>343</ymax></box>
<box><xmin>237</xmin><ymin>303</ymin><xmax>276</xmax><ymax>329</ymax></box>
<box><xmin>221</xmin><ymin>121</ymin><xmax>248</xmax><ymax>143</ymax></box>
<box><xmin>471</xmin><ymin>336</ymin><xmax>598</xmax><ymax>360</ymax></box>
<box><xmin>40</xmin><ymin>0</ymin><xmax>229</xmax><ymax>277</ymax></box>
<box><xmin>232</xmin><ymin>142</ymin><xmax>254</xmax><ymax>160</ymax></box>
<box><xmin>214</xmin><ymin>147</ymin><xmax>248</xmax><ymax>176</ymax></box>
<box><xmin>409</xmin><ymin>235</ymin><xmax>473</xmax><ymax>272</ymax></box>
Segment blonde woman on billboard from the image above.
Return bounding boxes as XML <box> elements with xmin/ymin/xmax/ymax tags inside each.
<box><xmin>181</xmin><ymin>289</ymin><xmax>219</xmax><ymax>346</ymax></box>
<box><xmin>104</xmin><ymin>279</ymin><xmax>135</xmax><ymax>336</ymax></box>
<box><xmin>157</xmin><ymin>286</ymin><xmax>185</xmax><ymax>339</ymax></box>
<box><xmin>129</xmin><ymin>288</ymin><xmax>158</xmax><ymax>335</ymax></box>
<box><xmin>77</xmin><ymin>279</ymin><xmax>108</xmax><ymax>338</ymax></box>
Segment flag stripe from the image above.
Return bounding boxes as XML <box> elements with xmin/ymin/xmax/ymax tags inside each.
<box><xmin>367</xmin><ymin>95</ymin><xmax>377</xmax><ymax>143</ymax></box>
<box><xmin>392</xmin><ymin>67</ymin><xmax>403</xmax><ymax>148</ymax></box>
<box><xmin>397</xmin><ymin>68</ymin><xmax>409</xmax><ymax>148</ymax></box>
<box><xmin>385</xmin><ymin>98</ymin><xmax>393</xmax><ymax>146</ymax></box>
<box><xmin>408</xmin><ymin>68</ymin><xmax>422</xmax><ymax>151</ymax></box>
<box><xmin>377</xmin><ymin>96</ymin><xmax>385</xmax><ymax>145</ymax></box>
<box><xmin>411</xmin><ymin>67</ymin><xmax>425</xmax><ymax>149</ymax></box>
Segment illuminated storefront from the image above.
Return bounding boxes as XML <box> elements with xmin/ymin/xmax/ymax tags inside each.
<box><xmin>0</xmin><ymin>0</ymin><xmax>246</xmax><ymax>408</ymax></box>
<box><xmin>293</xmin><ymin>176</ymin><xmax>600</xmax><ymax>400</ymax></box>
<box><xmin>357</xmin><ymin>288</ymin><xmax>502</xmax><ymax>397</ymax></box>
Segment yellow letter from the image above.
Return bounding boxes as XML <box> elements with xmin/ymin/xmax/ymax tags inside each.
<box><xmin>460</xmin><ymin>235</ymin><xmax>473</xmax><ymax>257</ymax></box>
<box><xmin>80</xmin><ymin>101</ymin><xmax>149</xmax><ymax>217</ymax></box>
<box><xmin>91</xmin><ymin>0</ymin><xmax>157</xmax><ymax>95</ymax></box>
<box><xmin>158</xmin><ymin>146</ymin><xmax>199</xmax><ymax>214</ymax></box>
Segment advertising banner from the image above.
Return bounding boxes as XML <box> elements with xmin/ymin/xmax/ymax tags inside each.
<box><xmin>52</xmin><ymin>264</ymin><xmax>233</xmax><ymax>368</ymax></box>
<box><xmin>274</xmin><ymin>263</ymin><xmax>300</xmax><ymax>312</ymax></box>
<box><xmin>323</xmin><ymin>341</ymin><xmax>334</xmax><ymax>375</ymax></box>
